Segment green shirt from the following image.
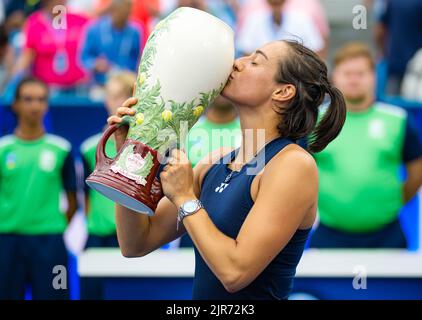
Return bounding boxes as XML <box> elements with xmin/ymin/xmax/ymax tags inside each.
<box><xmin>314</xmin><ymin>103</ymin><xmax>409</xmax><ymax>233</ymax></box>
<box><xmin>186</xmin><ymin>116</ymin><xmax>242</xmax><ymax>167</ymax></box>
<box><xmin>0</xmin><ymin>134</ymin><xmax>72</xmax><ymax>234</ymax></box>
<box><xmin>81</xmin><ymin>133</ymin><xmax>117</xmax><ymax>236</ymax></box>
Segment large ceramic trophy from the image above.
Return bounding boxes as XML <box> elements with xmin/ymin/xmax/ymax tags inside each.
<box><xmin>86</xmin><ymin>7</ymin><xmax>235</xmax><ymax>215</ymax></box>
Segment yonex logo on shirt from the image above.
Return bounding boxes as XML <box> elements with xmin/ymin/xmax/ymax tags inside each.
<box><xmin>215</xmin><ymin>183</ymin><xmax>229</xmax><ymax>193</ymax></box>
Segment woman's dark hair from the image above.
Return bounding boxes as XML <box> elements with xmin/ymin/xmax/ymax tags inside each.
<box><xmin>274</xmin><ymin>40</ymin><xmax>346</xmax><ymax>153</ymax></box>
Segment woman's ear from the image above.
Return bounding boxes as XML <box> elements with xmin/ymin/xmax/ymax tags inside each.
<box><xmin>272</xmin><ymin>84</ymin><xmax>296</xmax><ymax>103</ymax></box>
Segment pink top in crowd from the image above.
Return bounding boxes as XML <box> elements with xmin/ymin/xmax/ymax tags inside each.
<box><xmin>24</xmin><ymin>11</ymin><xmax>89</xmax><ymax>88</ymax></box>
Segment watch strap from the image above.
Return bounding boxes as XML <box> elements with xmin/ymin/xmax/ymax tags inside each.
<box><xmin>177</xmin><ymin>200</ymin><xmax>203</xmax><ymax>231</ymax></box>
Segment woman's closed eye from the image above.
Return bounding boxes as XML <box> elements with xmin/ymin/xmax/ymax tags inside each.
<box><xmin>251</xmin><ymin>55</ymin><xmax>263</xmax><ymax>66</ymax></box>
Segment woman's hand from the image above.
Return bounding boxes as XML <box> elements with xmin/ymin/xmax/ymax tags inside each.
<box><xmin>107</xmin><ymin>84</ymin><xmax>138</xmax><ymax>151</ymax></box>
<box><xmin>160</xmin><ymin>149</ymin><xmax>196</xmax><ymax>207</ymax></box>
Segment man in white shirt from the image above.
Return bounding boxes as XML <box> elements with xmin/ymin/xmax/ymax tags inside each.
<box><xmin>237</xmin><ymin>0</ymin><xmax>324</xmax><ymax>56</ymax></box>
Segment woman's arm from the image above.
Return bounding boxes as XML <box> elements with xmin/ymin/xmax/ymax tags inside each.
<box><xmin>108</xmin><ymin>97</ymin><xmax>187</xmax><ymax>257</ymax></box>
<box><xmin>161</xmin><ymin>146</ymin><xmax>318</xmax><ymax>293</ymax></box>
<box><xmin>107</xmin><ymin>96</ymin><xmax>229</xmax><ymax>257</ymax></box>
<box><xmin>115</xmin><ymin>195</ymin><xmax>183</xmax><ymax>257</ymax></box>
<box><xmin>116</xmin><ymin>148</ymin><xmax>232</xmax><ymax>257</ymax></box>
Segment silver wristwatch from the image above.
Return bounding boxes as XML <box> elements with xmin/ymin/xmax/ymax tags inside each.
<box><xmin>177</xmin><ymin>199</ymin><xmax>203</xmax><ymax>230</ymax></box>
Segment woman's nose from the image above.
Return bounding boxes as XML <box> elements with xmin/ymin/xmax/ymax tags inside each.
<box><xmin>233</xmin><ymin>58</ymin><xmax>244</xmax><ymax>72</ymax></box>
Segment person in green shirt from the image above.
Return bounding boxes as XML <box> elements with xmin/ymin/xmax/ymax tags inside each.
<box><xmin>310</xmin><ymin>42</ymin><xmax>422</xmax><ymax>248</ymax></box>
<box><xmin>179</xmin><ymin>95</ymin><xmax>241</xmax><ymax>248</ymax></box>
<box><xmin>0</xmin><ymin>77</ymin><xmax>77</xmax><ymax>299</ymax></box>
<box><xmin>80</xmin><ymin>71</ymin><xmax>136</xmax><ymax>299</ymax></box>
<box><xmin>185</xmin><ymin>95</ymin><xmax>241</xmax><ymax>168</ymax></box>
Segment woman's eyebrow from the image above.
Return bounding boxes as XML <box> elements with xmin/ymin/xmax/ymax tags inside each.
<box><xmin>255</xmin><ymin>50</ymin><xmax>269</xmax><ymax>60</ymax></box>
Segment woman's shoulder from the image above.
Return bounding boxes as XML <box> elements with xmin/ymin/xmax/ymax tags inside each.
<box><xmin>256</xmin><ymin>144</ymin><xmax>318</xmax><ymax>222</ymax></box>
<box><xmin>264</xmin><ymin>143</ymin><xmax>318</xmax><ymax>184</ymax></box>
<box><xmin>280</xmin><ymin>143</ymin><xmax>316</xmax><ymax>162</ymax></box>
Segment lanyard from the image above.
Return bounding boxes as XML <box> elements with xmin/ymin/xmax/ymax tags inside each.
<box><xmin>40</xmin><ymin>12</ymin><xmax>69</xmax><ymax>74</ymax></box>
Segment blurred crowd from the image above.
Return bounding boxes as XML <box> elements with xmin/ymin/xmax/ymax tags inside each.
<box><xmin>1</xmin><ymin>0</ymin><xmax>422</xmax><ymax>300</ymax></box>
<box><xmin>1</xmin><ymin>0</ymin><xmax>422</xmax><ymax>99</ymax></box>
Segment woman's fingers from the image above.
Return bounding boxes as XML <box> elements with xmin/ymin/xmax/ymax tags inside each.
<box><xmin>116</xmin><ymin>106</ymin><xmax>136</xmax><ymax>117</ymax></box>
<box><xmin>122</xmin><ymin>97</ymin><xmax>138</xmax><ymax>109</ymax></box>
<box><xmin>107</xmin><ymin>115</ymin><xmax>123</xmax><ymax>125</ymax></box>
<box><xmin>170</xmin><ymin>149</ymin><xmax>189</xmax><ymax>164</ymax></box>
<box><xmin>107</xmin><ymin>95</ymin><xmax>138</xmax><ymax>126</ymax></box>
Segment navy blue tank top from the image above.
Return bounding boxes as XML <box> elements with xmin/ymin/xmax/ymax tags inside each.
<box><xmin>192</xmin><ymin>136</ymin><xmax>311</xmax><ymax>300</ymax></box>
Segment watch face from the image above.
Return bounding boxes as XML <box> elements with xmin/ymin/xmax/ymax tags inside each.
<box><xmin>183</xmin><ymin>200</ymin><xmax>198</xmax><ymax>214</ymax></box>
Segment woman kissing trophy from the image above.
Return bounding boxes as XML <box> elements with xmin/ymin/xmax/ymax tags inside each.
<box><xmin>86</xmin><ymin>7</ymin><xmax>235</xmax><ymax>215</ymax></box>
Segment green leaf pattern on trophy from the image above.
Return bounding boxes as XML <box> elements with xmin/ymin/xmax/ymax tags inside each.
<box><xmin>127</xmin><ymin>8</ymin><xmax>227</xmax><ymax>159</ymax></box>
<box><xmin>115</xmin><ymin>144</ymin><xmax>133</xmax><ymax>171</ymax></box>
<box><xmin>199</xmin><ymin>82</ymin><xmax>225</xmax><ymax>110</ymax></box>
<box><xmin>137</xmin><ymin>10</ymin><xmax>178</xmax><ymax>77</ymax></box>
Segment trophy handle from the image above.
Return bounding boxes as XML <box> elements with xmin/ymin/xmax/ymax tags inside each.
<box><xmin>96</xmin><ymin>124</ymin><xmax>121</xmax><ymax>166</ymax></box>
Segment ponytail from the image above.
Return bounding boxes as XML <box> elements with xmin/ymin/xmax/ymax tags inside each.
<box><xmin>308</xmin><ymin>85</ymin><xmax>346</xmax><ymax>153</ymax></box>
<box><xmin>275</xmin><ymin>40</ymin><xmax>347</xmax><ymax>153</ymax></box>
